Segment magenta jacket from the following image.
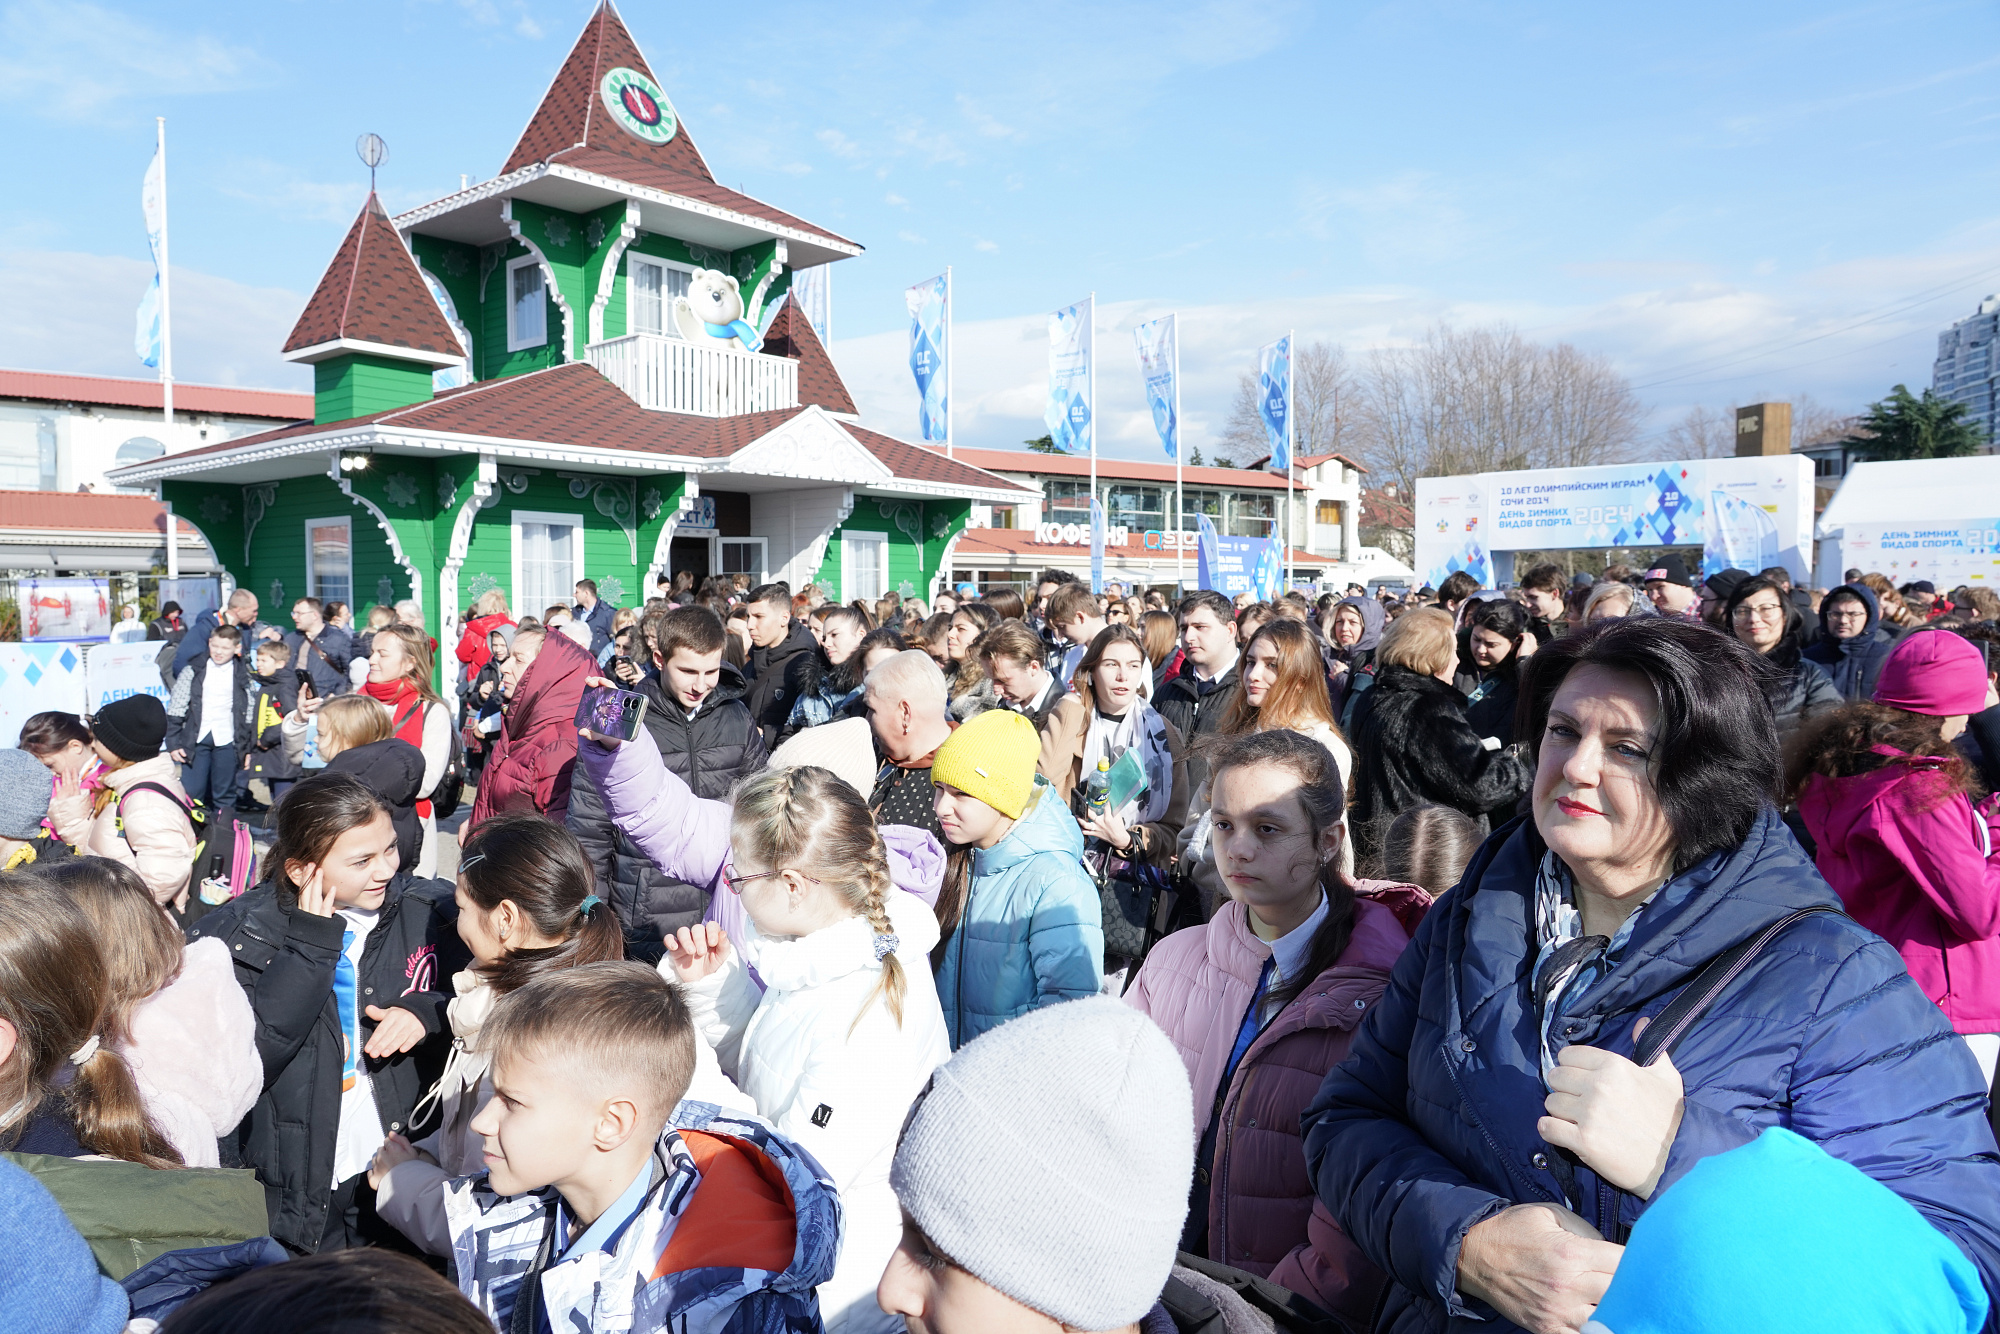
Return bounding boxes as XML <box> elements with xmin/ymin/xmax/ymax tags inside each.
<box><xmin>578</xmin><ymin>727</ymin><xmax>944</xmax><ymax>964</ymax></box>
<box><xmin>1799</xmin><ymin>749</ymin><xmax>2000</xmax><ymax>1034</ymax></box>
<box><xmin>1127</xmin><ymin>880</ymin><xmax>1429</xmax><ymax>1326</ymax></box>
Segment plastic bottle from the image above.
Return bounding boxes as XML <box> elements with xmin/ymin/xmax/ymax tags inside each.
<box><xmin>1083</xmin><ymin>757</ymin><xmax>1112</xmax><ymax>817</ymax></box>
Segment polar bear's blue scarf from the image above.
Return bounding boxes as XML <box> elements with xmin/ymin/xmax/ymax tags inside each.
<box><xmin>704</xmin><ymin>319</ymin><xmax>762</xmax><ymax>353</ymax></box>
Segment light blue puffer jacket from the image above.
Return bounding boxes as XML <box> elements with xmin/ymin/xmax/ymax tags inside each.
<box><xmin>936</xmin><ymin>778</ymin><xmax>1103</xmax><ymax>1048</ymax></box>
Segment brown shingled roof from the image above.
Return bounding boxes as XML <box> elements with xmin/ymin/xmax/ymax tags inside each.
<box><xmin>503</xmin><ymin>2</ymin><xmax>714</xmax><ymax>182</ymax></box>
<box><xmin>282</xmin><ymin>194</ymin><xmax>466</xmax><ymax>360</ymax></box>
<box><xmin>758</xmin><ymin>293</ymin><xmax>855</xmax><ymax>415</ymax></box>
<box><xmin>499</xmin><ymin>6</ymin><xmax>855</xmax><ymax>250</ymax></box>
<box><xmin>143</xmin><ymin>363</ymin><xmax>1032</xmax><ymax>497</ymax></box>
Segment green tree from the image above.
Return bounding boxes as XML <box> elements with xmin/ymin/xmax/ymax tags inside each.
<box><xmin>1188</xmin><ymin>446</ymin><xmax>1204</xmax><ymax>466</ymax></box>
<box><xmin>1024</xmin><ymin>434</ymin><xmax>1062</xmax><ymax>454</ymax></box>
<box><xmin>1840</xmin><ymin>384</ymin><xmax>1986</xmax><ymax>461</ymax></box>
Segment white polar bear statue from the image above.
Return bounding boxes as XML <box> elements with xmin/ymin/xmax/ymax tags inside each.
<box><xmin>672</xmin><ymin>269</ymin><xmax>764</xmax><ymax>353</ymax></box>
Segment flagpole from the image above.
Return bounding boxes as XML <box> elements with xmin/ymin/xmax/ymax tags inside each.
<box><xmin>1284</xmin><ymin>328</ymin><xmax>1295</xmax><ymax>593</ymax></box>
<box><xmin>157</xmin><ymin>116</ymin><xmax>174</xmax><ymax>428</ymax></box>
<box><xmin>1088</xmin><ymin>292</ymin><xmax>1098</xmax><ymax>595</ymax></box>
<box><xmin>1173</xmin><ymin>313</ymin><xmax>1184</xmax><ymax>596</ymax></box>
<box><xmin>944</xmin><ymin>266</ymin><xmax>953</xmax><ymax>461</ymax></box>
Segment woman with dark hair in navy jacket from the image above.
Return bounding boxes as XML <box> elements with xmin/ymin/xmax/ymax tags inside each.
<box><xmin>1303</xmin><ymin>618</ymin><xmax>2000</xmax><ymax>1334</ymax></box>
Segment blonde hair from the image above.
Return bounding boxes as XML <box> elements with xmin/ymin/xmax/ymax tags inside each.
<box><xmin>318</xmin><ymin>693</ymin><xmax>394</xmax><ymax>757</ymax></box>
<box><xmin>45</xmin><ymin>859</ymin><xmax>181</xmax><ymax>1048</ymax></box>
<box><xmin>471</xmin><ymin>588</ymin><xmax>511</xmax><ymax>618</ymax></box>
<box><xmin>482</xmin><ymin>962</ymin><xmax>696</xmax><ymax>1120</ymax></box>
<box><xmin>1377</xmin><ymin>607</ymin><xmax>1458</xmax><ymax>679</ymax></box>
<box><xmin>728</xmin><ymin>765</ymin><xmax>906</xmax><ymax>1032</ymax></box>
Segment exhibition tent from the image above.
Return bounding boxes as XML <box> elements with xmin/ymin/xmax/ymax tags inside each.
<box><xmin>1816</xmin><ymin>456</ymin><xmax>2000</xmax><ymax>589</ymax></box>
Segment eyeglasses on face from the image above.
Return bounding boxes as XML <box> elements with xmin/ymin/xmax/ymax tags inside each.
<box><xmin>721</xmin><ymin>863</ymin><xmax>823</xmax><ymax>894</ymax></box>
<box><xmin>1730</xmin><ymin>604</ymin><xmax>1785</xmax><ymax>621</ymax></box>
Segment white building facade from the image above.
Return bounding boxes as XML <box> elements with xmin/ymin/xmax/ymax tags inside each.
<box><xmin>1932</xmin><ymin>296</ymin><xmax>2000</xmax><ymax>446</ymax></box>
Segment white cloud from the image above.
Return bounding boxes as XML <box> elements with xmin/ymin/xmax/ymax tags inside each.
<box><xmin>974</xmin><ymin>238</ymin><xmax>999</xmax><ymax>252</ymax></box>
<box><xmin>0</xmin><ymin>249</ymin><xmax>308</xmax><ymax>391</ymax></box>
<box><xmin>884</xmin><ymin>193</ymin><xmax>909</xmax><ymax>207</ymax></box>
<box><xmin>0</xmin><ymin>0</ymin><xmax>272</xmax><ymax>119</ymax></box>
<box><xmin>897</xmin><ymin>230</ymin><xmax>928</xmax><ymax>245</ymax></box>
<box><xmin>956</xmin><ymin>94</ymin><xmax>1019</xmax><ymax>141</ymax></box>
<box><xmin>816</xmin><ymin>128</ymin><xmax>863</xmax><ymax>160</ymax></box>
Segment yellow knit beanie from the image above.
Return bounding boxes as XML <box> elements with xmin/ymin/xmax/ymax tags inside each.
<box><xmin>930</xmin><ymin>708</ymin><xmax>1041</xmax><ymax>819</ymax></box>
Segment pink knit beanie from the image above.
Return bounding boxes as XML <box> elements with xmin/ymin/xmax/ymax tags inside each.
<box><xmin>1871</xmin><ymin>631</ymin><xmax>1990</xmax><ymax>717</ymax></box>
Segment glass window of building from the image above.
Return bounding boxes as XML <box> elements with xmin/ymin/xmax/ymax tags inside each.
<box><xmin>305</xmin><ymin>517</ymin><xmax>353</xmax><ymax>606</ymax></box>
<box><xmin>0</xmin><ymin>407</ymin><xmax>58</xmax><ymax>491</ymax></box>
<box><xmin>1046</xmin><ymin>479</ymin><xmax>1092</xmax><ymax>522</ymax></box>
<box><xmin>1179</xmin><ymin>488</ymin><xmax>1223</xmax><ymax>528</ymax></box>
<box><xmin>628</xmin><ymin>257</ymin><xmax>693</xmax><ymax>337</ymax></box>
<box><xmin>516</xmin><ymin>514</ymin><xmax>578</xmax><ymax>612</ymax></box>
<box><xmin>1227</xmin><ymin>492</ymin><xmax>1276</xmax><ymax>538</ymax></box>
<box><xmin>508</xmin><ymin>258</ymin><xmax>547</xmax><ymax>350</ymax></box>
<box><xmin>1106</xmin><ymin>484</ymin><xmax>1164</xmax><ymax>531</ymax></box>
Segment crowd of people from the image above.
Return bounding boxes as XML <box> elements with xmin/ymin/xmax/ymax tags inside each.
<box><xmin>1</xmin><ymin>555</ymin><xmax>1997</xmax><ymax>1334</ymax></box>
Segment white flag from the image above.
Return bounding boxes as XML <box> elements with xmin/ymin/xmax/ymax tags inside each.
<box><xmin>136</xmin><ymin>148</ymin><xmax>166</xmax><ymax>368</ymax></box>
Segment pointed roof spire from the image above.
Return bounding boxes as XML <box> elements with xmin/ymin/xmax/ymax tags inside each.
<box><xmin>282</xmin><ymin>194</ymin><xmax>466</xmax><ymax>366</ymax></box>
<box><xmin>502</xmin><ymin>1</ymin><xmax>714</xmax><ymax>183</ymax></box>
<box><xmin>759</xmin><ymin>292</ymin><xmax>856</xmax><ymax>415</ymax></box>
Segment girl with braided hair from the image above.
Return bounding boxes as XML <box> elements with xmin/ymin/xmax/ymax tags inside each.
<box><xmin>667</xmin><ymin>762</ymin><xmax>951</xmax><ymax>1334</ymax></box>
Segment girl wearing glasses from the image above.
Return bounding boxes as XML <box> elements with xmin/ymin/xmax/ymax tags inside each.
<box><xmin>577</xmin><ymin>708</ymin><xmax>950</xmax><ymax>1334</ymax></box>
<box><xmin>1723</xmin><ymin>576</ymin><xmax>1842</xmax><ymax>737</ymax></box>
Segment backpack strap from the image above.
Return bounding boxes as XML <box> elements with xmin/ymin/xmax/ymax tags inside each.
<box><xmin>1632</xmin><ymin>905</ymin><xmax>1846</xmax><ymax>1067</ymax></box>
<box><xmin>116</xmin><ymin>781</ymin><xmax>203</xmax><ymax>835</ymax></box>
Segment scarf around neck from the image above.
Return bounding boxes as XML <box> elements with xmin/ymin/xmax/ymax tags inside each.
<box><xmin>1530</xmin><ymin>851</ymin><xmax>1655</xmax><ymax>1086</ymax></box>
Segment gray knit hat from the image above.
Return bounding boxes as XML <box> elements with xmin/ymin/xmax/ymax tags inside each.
<box><xmin>0</xmin><ymin>749</ymin><xmax>55</xmax><ymax>841</ymax></box>
<box><xmin>889</xmin><ymin>997</ymin><xmax>1194</xmax><ymax>1329</ymax></box>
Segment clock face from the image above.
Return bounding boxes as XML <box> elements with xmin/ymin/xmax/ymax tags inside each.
<box><xmin>600</xmin><ymin>66</ymin><xmax>678</xmax><ymax>145</ymax></box>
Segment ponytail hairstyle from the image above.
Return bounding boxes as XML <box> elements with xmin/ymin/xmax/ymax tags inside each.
<box><xmin>1205</xmin><ymin>729</ymin><xmax>1357</xmax><ymax>1012</ymax></box>
<box><xmin>0</xmin><ymin>870</ymin><xmax>181</xmax><ymax>1168</ymax></box>
<box><xmin>266</xmin><ymin>772</ymin><xmax>393</xmax><ymax>890</ymax></box>
<box><xmin>729</xmin><ymin>765</ymin><xmax>906</xmax><ymax>1032</ymax></box>
<box><xmin>456</xmin><ymin>817</ymin><xmax>623</xmax><ymax>994</ymax></box>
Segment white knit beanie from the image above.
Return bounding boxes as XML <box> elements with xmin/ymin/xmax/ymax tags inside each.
<box><xmin>889</xmin><ymin>997</ymin><xmax>1194</xmax><ymax>1330</ymax></box>
<box><xmin>766</xmin><ymin>716</ymin><xmax>878</xmax><ymax>798</ymax></box>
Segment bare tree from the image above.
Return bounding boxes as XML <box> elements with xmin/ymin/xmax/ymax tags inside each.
<box><xmin>1349</xmin><ymin>324</ymin><xmax>1643</xmax><ymax>500</ymax></box>
<box><xmin>1219</xmin><ymin>340</ymin><xmax>1354</xmax><ymax>466</ymax></box>
<box><xmin>1661</xmin><ymin>404</ymin><xmax>1738</xmax><ymax>459</ymax></box>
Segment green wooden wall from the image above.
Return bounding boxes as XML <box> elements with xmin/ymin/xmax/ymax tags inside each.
<box><xmin>816</xmin><ymin>497</ymin><xmax>970</xmax><ymax>602</ymax></box>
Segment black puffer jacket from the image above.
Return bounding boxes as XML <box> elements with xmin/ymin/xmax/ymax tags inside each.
<box><xmin>324</xmin><ymin>739</ymin><xmax>425</xmax><ymax>874</ymax></box>
<box><xmin>567</xmin><ymin>665</ymin><xmax>768</xmax><ymax>948</ymax></box>
<box><xmin>1760</xmin><ymin>643</ymin><xmax>1843</xmax><ymax>738</ymax></box>
<box><xmin>1348</xmin><ymin>664</ymin><xmax>1531</xmax><ymax>863</ymax></box>
<box><xmin>189</xmin><ymin>873</ymin><xmax>464</xmax><ymax>1253</ymax></box>
<box><xmin>743</xmin><ymin>619</ymin><xmax>820</xmax><ymax>746</ymax></box>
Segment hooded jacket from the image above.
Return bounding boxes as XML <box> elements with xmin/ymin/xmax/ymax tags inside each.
<box><xmin>49</xmin><ymin>753</ymin><xmax>198</xmax><ymax>909</ymax></box>
<box><xmin>166</xmin><ymin>653</ymin><xmax>255</xmax><ymax>754</ymax></box>
<box><xmin>453</xmin><ymin>612</ymin><xmax>515</xmax><ymax>683</ymax></box>
<box><xmin>934</xmin><ymin>779</ymin><xmax>1104</xmax><ymax>1047</ymax></box>
<box><xmin>1128</xmin><ymin>884</ymin><xmax>1429</xmax><ymax>1326</ymax></box>
<box><xmin>446</xmin><ymin>1103</ymin><xmax>841</xmax><ymax>1334</ymax></box>
<box><xmin>118</xmin><ymin>937</ymin><xmax>261</xmax><ymax>1170</ymax></box>
<box><xmin>744</xmin><ymin>618</ymin><xmax>821</xmax><ymax>746</ymax></box>
<box><xmin>1325</xmin><ymin>597</ymin><xmax>1385</xmax><ymax>722</ymax></box>
<box><xmin>469</xmin><ymin>628</ymin><xmax>597</xmax><ymax>826</ymax></box>
<box><xmin>1800</xmin><ymin>753</ymin><xmax>2000</xmax><ymax>1035</ymax></box>
<box><xmin>568</xmin><ymin>664</ymin><xmax>768</xmax><ymax>942</ymax></box>
<box><xmin>578</xmin><ymin>726</ymin><xmax>946</xmax><ymax>962</ymax></box>
<box><xmin>324</xmin><ymin>738</ymin><xmax>425</xmax><ymax>876</ymax></box>
<box><xmin>673</xmin><ymin>891</ymin><xmax>950</xmax><ymax>1332</ymax></box>
<box><xmin>1347</xmin><ymin>665</ymin><xmax>1531</xmax><ymax>864</ymax></box>
<box><xmin>1301</xmin><ymin>810</ymin><xmax>2000</xmax><ymax>1334</ymax></box>
<box><xmin>188</xmin><ymin>873</ymin><xmax>465</xmax><ymax>1253</ymax></box>
<box><xmin>1803</xmin><ymin>583</ymin><xmax>1899</xmax><ymax>702</ymax></box>
<box><xmin>246</xmin><ymin>668</ymin><xmax>302</xmax><ymax>782</ymax></box>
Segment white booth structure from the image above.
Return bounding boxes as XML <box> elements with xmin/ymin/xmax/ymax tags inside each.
<box><xmin>1416</xmin><ymin>456</ymin><xmax>1816</xmax><ymax>589</ymax></box>
<box><xmin>1816</xmin><ymin>456</ymin><xmax>2000</xmax><ymax>591</ymax></box>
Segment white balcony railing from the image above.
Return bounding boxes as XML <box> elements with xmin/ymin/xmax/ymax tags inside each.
<box><xmin>586</xmin><ymin>333</ymin><xmax>799</xmax><ymax>418</ymax></box>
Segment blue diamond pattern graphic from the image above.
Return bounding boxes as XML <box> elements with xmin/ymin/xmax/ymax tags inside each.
<box><xmin>23</xmin><ymin>663</ymin><xmax>43</xmax><ymax>687</ymax></box>
<box><xmin>58</xmin><ymin>648</ymin><xmax>77</xmax><ymax>672</ymax></box>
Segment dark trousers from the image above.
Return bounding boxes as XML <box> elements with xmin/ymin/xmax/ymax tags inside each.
<box><xmin>184</xmin><ymin>739</ymin><xmax>238</xmax><ymax>808</ymax></box>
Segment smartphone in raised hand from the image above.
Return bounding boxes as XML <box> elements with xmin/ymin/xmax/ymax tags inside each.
<box><xmin>575</xmin><ymin>684</ymin><xmax>649</xmax><ymax>743</ymax></box>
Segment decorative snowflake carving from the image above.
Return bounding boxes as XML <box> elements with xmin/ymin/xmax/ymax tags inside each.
<box><xmin>441</xmin><ymin>248</ymin><xmax>470</xmax><ymax>278</ymax></box>
<box><xmin>377</xmin><ymin>576</ymin><xmax>397</xmax><ymax>607</ymax></box>
<box><xmin>597</xmin><ymin>576</ymin><xmax>626</xmax><ymax>606</ymax></box>
<box><xmin>437</xmin><ymin>474</ymin><xmax>458</xmax><ymax>509</ymax></box>
<box><xmin>467</xmin><ymin>572</ymin><xmax>500</xmax><ymax>601</ymax></box>
<box><xmin>898</xmin><ymin>580</ymin><xmax>917</xmax><ymax>600</ymax></box>
<box><xmin>640</xmin><ymin>487</ymin><xmax>663</xmax><ymax>521</ymax></box>
<box><xmin>384</xmin><ymin>472</ymin><xmax>420</xmax><ymax>508</ymax></box>
<box><xmin>198</xmin><ymin>495</ymin><xmax>231</xmax><ymax>524</ymax></box>
<box><xmin>544</xmin><ymin>215</ymin><xmax>572</xmax><ymax>249</ymax></box>
<box><xmin>687</xmin><ymin>244</ymin><xmax>726</xmax><ymax>270</ymax></box>
<box><xmin>585</xmin><ymin>217</ymin><xmax>606</xmax><ymax>250</ymax></box>
<box><xmin>929</xmin><ymin>510</ymin><xmax>953</xmax><ymax>539</ymax></box>
<box><xmin>269</xmin><ymin>580</ymin><xmax>284</xmax><ymax>607</ymax></box>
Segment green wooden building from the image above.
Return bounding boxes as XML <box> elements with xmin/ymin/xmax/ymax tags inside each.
<box><xmin>110</xmin><ymin>1</ymin><xmax>1028</xmax><ymax>703</ymax></box>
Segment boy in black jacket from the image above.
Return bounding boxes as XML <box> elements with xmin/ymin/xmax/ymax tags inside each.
<box><xmin>244</xmin><ymin>638</ymin><xmax>302</xmax><ymax>808</ymax></box>
<box><xmin>566</xmin><ymin>605</ymin><xmax>766</xmax><ymax>952</ymax></box>
<box><xmin>190</xmin><ymin>772</ymin><xmax>465</xmax><ymax>1253</ymax></box>
<box><xmin>166</xmin><ymin>623</ymin><xmax>254</xmax><ymax>810</ymax></box>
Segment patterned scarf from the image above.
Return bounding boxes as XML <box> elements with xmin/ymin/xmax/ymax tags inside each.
<box><xmin>1529</xmin><ymin>851</ymin><xmax>1654</xmax><ymax>1086</ymax></box>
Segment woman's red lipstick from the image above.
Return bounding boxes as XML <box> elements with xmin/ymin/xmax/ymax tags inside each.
<box><xmin>1556</xmin><ymin>795</ymin><xmax>1600</xmax><ymax>818</ymax></box>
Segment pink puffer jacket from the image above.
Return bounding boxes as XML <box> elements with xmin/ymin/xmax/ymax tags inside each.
<box><xmin>1127</xmin><ymin>880</ymin><xmax>1429</xmax><ymax>1326</ymax></box>
<box><xmin>1800</xmin><ymin>750</ymin><xmax>2000</xmax><ymax>1034</ymax></box>
<box><xmin>49</xmin><ymin>752</ymin><xmax>197</xmax><ymax>908</ymax></box>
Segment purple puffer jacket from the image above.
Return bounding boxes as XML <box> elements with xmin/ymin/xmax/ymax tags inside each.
<box><xmin>578</xmin><ymin>728</ymin><xmax>945</xmax><ymax>968</ymax></box>
<box><xmin>1800</xmin><ymin>748</ymin><xmax>2000</xmax><ymax>1035</ymax></box>
<box><xmin>1127</xmin><ymin>880</ymin><xmax>1429</xmax><ymax>1327</ymax></box>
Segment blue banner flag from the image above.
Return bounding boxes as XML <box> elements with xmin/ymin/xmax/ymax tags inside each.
<box><xmin>905</xmin><ymin>273</ymin><xmax>949</xmax><ymax>443</ymax></box>
<box><xmin>136</xmin><ymin>146</ymin><xmax>166</xmax><ymax>369</ymax></box>
<box><xmin>1090</xmin><ymin>495</ymin><xmax>1106</xmax><ymax>593</ymax></box>
<box><xmin>1257</xmin><ymin>334</ymin><xmax>1292</xmax><ymax>473</ymax></box>
<box><xmin>1045</xmin><ymin>298</ymin><xmax>1093</xmax><ymax>455</ymax></box>
<box><xmin>1133</xmin><ymin>315</ymin><xmax>1178</xmax><ymax>461</ymax></box>
<box><xmin>1195</xmin><ymin>512</ymin><xmax>1221</xmax><ymax>589</ymax></box>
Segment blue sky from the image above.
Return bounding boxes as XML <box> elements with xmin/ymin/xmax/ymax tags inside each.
<box><xmin>3</xmin><ymin>0</ymin><xmax>1999</xmax><ymax>460</ymax></box>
